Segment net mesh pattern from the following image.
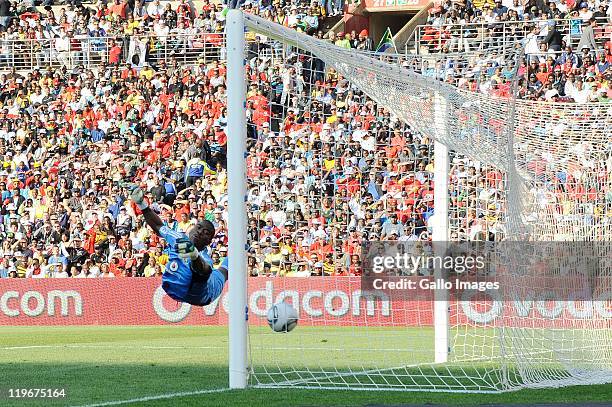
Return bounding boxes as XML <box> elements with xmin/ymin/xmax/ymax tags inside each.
<box><xmin>241</xmin><ymin>13</ymin><xmax>612</xmax><ymax>392</ymax></box>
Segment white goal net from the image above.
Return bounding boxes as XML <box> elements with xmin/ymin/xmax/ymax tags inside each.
<box><xmin>226</xmin><ymin>11</ymin><xmax>612</xmax><ymax>392</ymax></box>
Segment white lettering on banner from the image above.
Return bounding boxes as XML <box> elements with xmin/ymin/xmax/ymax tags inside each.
<box><xmin>325</xmin><ymin>291</ymin><xmax>350</xmax><ymax>317</ymax></box>
<box><xmin>152</xmin><ymin>286</ymin><xmax>191</xmax><ymax>323</ymax></box>
<box><xmin>302</xmin><ymin>290</ymin><xmax>323</xmax><ymax>317</ymax></box>
<box><xmin>462</xmin><ymin>290</ymin><xmax>612</xmax><ymax>322</ymax></box>
<box><xmin>276</xmin><ymin>290</ymin><xmax>299</xmax><ymax>315</ymax></box>
<box><xmin>536</xmin><ymin>301</ymin><xmax>564</xmax><ymax>319</ymax></box>
<box><xmin>594</xmin><ymin>294</ymin><xmax>612</xmax><ymax>318</ymax></box>
<box><xmin>21</xmin><ymin>291</ymin><xmax>45</xmax><ymax>317</ymax></box>
<box><xmin>47</xmin><ymin>290</ymin><xmax>82</xmax><ymax>316</ymax></box>
<box><xmin>352</xmin><ymin>290</ymin><xmax>390</xmax><ymax>316</ymax></box>
<box><xmin>567</xmin><ymin>289</ymin><xmax>594</xmax><ymax>319</ymax></box>
<box><xmin>160</xmin><ymin>283</ymin><xmax>391</xmax><ymax>322</ymax></box>
<box><xmin>513</xmin><ymin>293</ymin><xmax>534</xmax><ymax>317</ymax></box>
<box><xmin>0</xmin><ymin>290</ymin><xmax>82</xmax><ymax>317</ymax></box>
<box><xmin>461</xmin><ymin>289</ymin><xmax>503</xmax><ymax>324</ymax></box>
<box><xmin>1</xmin><ymin>291</ymin><xmax>19</xmax><ymax>316</ymax></box>
<box><xmin>250</xmin><ymin>281</ymin><xmax>273</xmax><ymax>316</ymax></box>
<box><xmin>206</xmin><ymin>286</ymin><xmax>384</xmax><ymax>320</ymax></box>
<box><xmin>567</xmin><ymin>300</ymin><xmax>593</xmax><ymax>319</ymax></box>
<box><xmin>535</xmin><ymin>292</ymin><xmax>564</xmax><ymax>319</ymax></box>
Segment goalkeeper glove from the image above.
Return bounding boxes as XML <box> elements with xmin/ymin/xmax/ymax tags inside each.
<box><xmin>176</xmin><ymin>237</ymin><xmax>199</xmax><ymax>261</ymax></box>
<box><xmin>129</xmin><ymin>186</ymin><xmax>148</xmax><ymax>210</ymax></box>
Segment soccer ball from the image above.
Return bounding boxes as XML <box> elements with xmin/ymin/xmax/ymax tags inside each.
<box><xmin>267</xmin><ymin>301</ymin><xmax>298</xmax><ymax>333</ymax></box>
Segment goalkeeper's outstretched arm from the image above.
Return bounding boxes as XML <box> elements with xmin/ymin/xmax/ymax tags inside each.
<box><xmin>190</xmin><ymin>251</ymin><xmax>212</xmax><ymax>279</ymax></box>
<box><xmin>142</xmin><ymin>207</ymin><xmax>164</xmax><ymax>236</ymax></box>
<box><xmin>130</xmin><ymin>186</ymin><xmax>212</xmax><ymax>278</ymax></box>
<box><xmin>130</xmin><ymin>187</ymin><xmax>164</xmax><ymax>235</ymax></box>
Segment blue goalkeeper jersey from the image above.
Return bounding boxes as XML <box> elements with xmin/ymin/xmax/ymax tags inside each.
<box><xmin>158</xmin><ymin>225</ymin><xmax>226</xmax><ymax>306</ymax></box>
<box><xmin>159</xmin><ymin>225</ymin><xmax>212</xmax><ymax>270</ymax></box>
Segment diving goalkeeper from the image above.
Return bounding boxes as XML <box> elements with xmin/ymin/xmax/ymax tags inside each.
<box><xmin>130</xmin><ymin>187</ymin><xmax>227</xmax><ymax>306</ymax></box>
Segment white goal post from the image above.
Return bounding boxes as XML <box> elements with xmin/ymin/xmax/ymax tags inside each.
<box><xmin>225</xmin><ymin>9</ymin><xmax>612</xmax><ymax>392</ymax></box>
<box><xmin>227</xmin><ymin>9</ymin><xmax>249</xmax><ymax>390</ymax></box>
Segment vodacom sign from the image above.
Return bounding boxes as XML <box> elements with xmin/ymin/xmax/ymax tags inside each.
<box><xmin>152</xmin><ymin>280</ymin><xmax>391</xmax><ymax>325</ymax></box>
<box><xmin>458</xmin><ymin>288</ymin><xmax>612</xmax><ymax>325</ymax></box>
<box><xmin>0</xmin><ymin>278</ymin><xmax>609</xmax><ymax>327</ymax></box>
<box><xmin>0</xmin><ymin>289</ymin><xmax>82</xmax><ymax>317</ymax></box>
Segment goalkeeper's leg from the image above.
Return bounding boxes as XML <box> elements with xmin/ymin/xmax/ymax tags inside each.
<box><xmin>161</xmin><ymin>259</ymin><xmax>225</xmax><ymax>306</ymax></box>
<box><xmin>184</xmin><ymin>258</ymin><xmax>228</xmax><ymax>306</ymax></box>
<box><xmin>183</xmin><ymin>270</ymin><xmax>225</xmax><ymax>306</ymax></box>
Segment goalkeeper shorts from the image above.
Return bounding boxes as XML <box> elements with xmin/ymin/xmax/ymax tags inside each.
<box><xmin>162</xmin><ymin>259</ymin><xmax>226</xmax><ymax>306</ymax></box>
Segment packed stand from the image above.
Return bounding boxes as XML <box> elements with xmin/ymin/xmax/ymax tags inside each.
<box><xmin>0</xmin><ymin>18</ymin><xmax>480</xmax><ymax>279</ymax></box>
<box><xmin>419</xmin><ymin>0</ymin><xmax>611</xmax><ymax>102</ymax></box>
<box><xmin>0</xmin><ymin>0</ymin><xmax>448</xmax><ymax>279</ymax></box>
<box><xmin>0</xmin><ymin>0</ymin><xmax>341</xmax><ymax>70</ymax></box>
<box><xmin>0</xmin><ymin>0</ymin><xmax>604</xmax><ymax>279</ymax></box>
<box><xmin>418</xmin><ymin>0</ymin><xmax>612</xmax><ymax>244</ymax></box>
<box><xmin>0</xmin><ymin>0</ymin><xmax>233</xmax><ymax>70</ymax></box>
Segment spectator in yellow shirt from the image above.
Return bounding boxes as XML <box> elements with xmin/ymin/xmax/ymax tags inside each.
<box><xmin>323</xmin><ymin>155</ymin><xmax>335</xmax><ymax>171</ymax></box>
<box><xmin>127</xmin><ymin>15</ymin><xmax>140</xmax><ymax>32</ymax></box>
<box><xmin>139</xmin><ymin>63</ymin><xmax>154</xmax><ymax>80</ymax></box>
<box><xmin>143</xmin><ymin>256</ymin><xmax>158</xmax><ymax>277</ymax></box>
<box><xmin>178</xmin><ymin>212</ymin><xmax>195</xmax><ymax>233</ymax></box>
<box><xmin>322</xmin><ymin>253</ymin><xmax>335</xmax><ymax>276</ymax></box>
<box><xmin>151</xmin><ymin>246</ymin><xmax>168</xmax><ymax>268</ymax></box>
<box><xmin>264</xmin><ymin>242</ymin><xmax>284</xmax><ymax>276</ymax></box>
<box><xmin>335</xmin><ymin>33</ymin><xmax>352</xmax><ymax>49</ymax></box>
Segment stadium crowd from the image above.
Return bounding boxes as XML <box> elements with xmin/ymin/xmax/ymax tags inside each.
<box><xmin>0</xmin><ymin>0</ymin><xmax>609</xmax><ymax>278</ymax></box>
<box><xmin>421</xmin><ymin>0</ymin><xmax>611</xmax><ymax>102</ymax></box>
<box><xmin>0</xmin><ymin>0</ymin><xmax>340</xmax><ymax>71</ymax></box>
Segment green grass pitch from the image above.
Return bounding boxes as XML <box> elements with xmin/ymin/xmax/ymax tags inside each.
<box><xmin>0</xmin><ymin>326</ymin><xmax>610</xmax><ymax>406</ymax></box>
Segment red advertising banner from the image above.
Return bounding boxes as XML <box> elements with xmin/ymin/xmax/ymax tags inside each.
<box><xmin>0</xmin><ymin>278</ymin><xmax>609</xmax><ymax>327</ymax></box>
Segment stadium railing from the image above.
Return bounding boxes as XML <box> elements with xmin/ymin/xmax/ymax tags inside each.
<box><xmin>407</xmin><ymin>16</ymin><xmax>611</xmax><ymax>55</ymax></box>
<box><xmin>0</xmin><ymin>33</ymin><xmax>227</xmax><ymax>71</ymax></box>
<box><xmin>5</xmin><ymin>16</ymin><xmax>609</xmax><ymax>72</ymax></box>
